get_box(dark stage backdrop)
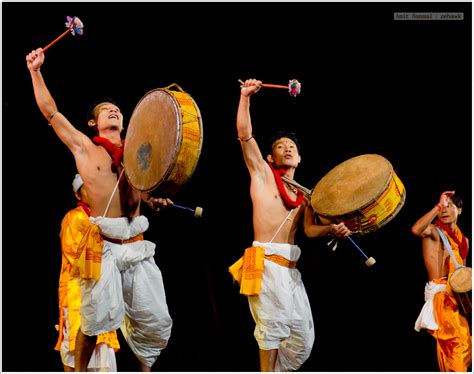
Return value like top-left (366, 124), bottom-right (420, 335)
top-left (2, 2), bottom-right (472, 372)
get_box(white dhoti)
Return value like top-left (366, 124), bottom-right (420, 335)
top-left (248, 241), bottom-right (315, 372)
top-left (60, 308), bottom-right (117, 372)
top-left (78, 215), bottom-right (172, 368)
top-left (414, 280), bottom-right (447, 332)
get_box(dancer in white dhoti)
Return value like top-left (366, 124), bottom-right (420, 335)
top-left (79, 216), bottom-right (172, 368)
top-left (27, 46), bottom-right (173, 372)
top-left (229, 79), bottom-right (351, 371)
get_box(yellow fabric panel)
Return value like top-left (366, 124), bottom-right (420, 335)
top-left (55, 207), bottom-right (119, 352)
top-left (229, 246), bottom-right (265, 296)
top-left (60, 207), bottom-right (91, 266)
top-left (71, 223), bottom-right (103, 280)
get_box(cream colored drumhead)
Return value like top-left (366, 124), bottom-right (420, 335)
top-left (450, 267), bottom-right (472, 293)
top-left (311, 154), bottom-right (393, 217)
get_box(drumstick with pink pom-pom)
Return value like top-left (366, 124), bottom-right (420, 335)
top-left (43, 16), bottom-right (84, 52)
top-left (238, 79), bottom-right (302, 97)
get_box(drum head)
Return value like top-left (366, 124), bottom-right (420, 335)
top-left (311, 154), bottom-right (393, 217)
top-left (124, 89), bottom-right (181, 192)
top-left (450, 267), bottom-right (472, 293)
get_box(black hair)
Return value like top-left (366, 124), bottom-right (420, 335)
top-left (86, 97), bottom-right (120, 122)
top-left (265, 130), bottom-right (301, 156)
top-left (450, 192), bottom-right (463, 209)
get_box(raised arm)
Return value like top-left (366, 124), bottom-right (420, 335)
top-left (26, 48), bottom-right (90, 156)
top-left (237, 79), bottom-right (268, 179)
top-left (411, 191), bottom-right (455, 238)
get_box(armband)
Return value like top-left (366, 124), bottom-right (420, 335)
top-left (237, 135), bottom-right (254, 142)
top-left (48, 110), bottom-right (59, 125)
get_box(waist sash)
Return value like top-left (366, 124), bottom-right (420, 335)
top-left (229, 246), bottom-right (297, 296)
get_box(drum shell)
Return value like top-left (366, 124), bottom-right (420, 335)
top-left (124, 86), bottom-right (203, 196)
top-left (311, 154), bottom-right (406, 234)
top-left (449, 267), bottom-right (472, 318)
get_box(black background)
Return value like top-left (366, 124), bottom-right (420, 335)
top-left (2, 1), bottom-right (472, 372)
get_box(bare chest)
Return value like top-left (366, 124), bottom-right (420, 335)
top-left (251, 184), bottom-right (302, 240)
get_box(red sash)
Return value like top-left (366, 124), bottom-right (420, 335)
top-left (268, 163), bottom-right (304, 208)
top-left (435, 220), bottom-right (469, 259)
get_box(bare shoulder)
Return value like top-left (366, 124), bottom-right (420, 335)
top-left (422, 223), bottom-right (440, 240)
top-left (250, 161), bottom-right (273, 189)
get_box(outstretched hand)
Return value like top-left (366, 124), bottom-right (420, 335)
top-left (241, 78), bottom-right (262, 97)
top-left (438, 190), bottom-right (455, 209)
top-left (26, 48), bottom-right (44, 72)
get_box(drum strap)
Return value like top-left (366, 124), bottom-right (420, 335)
top-left (93, 136), bottom-right (139, 220)
top-left (269, 209), bottom-right (295, 243)
top-left (435, 221), bottom-right (469, 259)
top-left (436, 227), bottom-right (462, 270)
top-left (103, 167), bottom-right (124, 217)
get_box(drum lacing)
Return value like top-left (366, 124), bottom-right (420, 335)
top-left (180, 108), bottom-right (199, 123)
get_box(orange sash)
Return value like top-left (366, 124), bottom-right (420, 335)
top-left (429, 230), bottom-right (472, 371)
top-left (72, 224), bottom-right (103, 280)
top-left (229, 246), bottom-right (265, 296)
top-left (430, 291), bottom-right (472, 371)
top-left (229, 246), bottom-right (297, 296)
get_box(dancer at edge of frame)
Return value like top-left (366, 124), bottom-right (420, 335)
top-left (412, 190), bottom-right (471, 372)
top-left (27, 47), bottom-right (173, 372)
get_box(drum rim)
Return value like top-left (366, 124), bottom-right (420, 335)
top-left (159, 87), bottom-right (204, 192)
top-left (176, 88), bottom-right (204, 181)
top-left (155, 88), bottom-right (184, 191)
top-left (124, 88), bottom-right (182, 192)
top-left (312, 154), bottom-right (395, 216)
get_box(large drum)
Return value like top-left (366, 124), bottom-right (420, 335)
top-left (311, 154), bottom-right (406, 234)
top-left (124, 84), bottom-right (203, 196)
top-left (450, 266), bottom-right (472, 319)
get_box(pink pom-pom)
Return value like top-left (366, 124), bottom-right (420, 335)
top-left (288, 79), bottom-right (301, 97)
top-left (65, 16), bottom-right (84, 36)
